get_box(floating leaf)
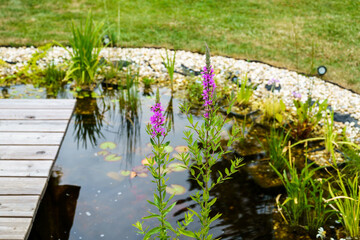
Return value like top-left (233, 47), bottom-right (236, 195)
top-left (133, 165), bottom-right (148, 173)
top-left (130, 171), bottom-right (137, 179)
top-left (166, 184), bottom-right (186, 195)
top-left (175, 146), bottom-right (189, 153)
top-left (100, 141), bottom-right (117, 150)
top-left (141, 158), bottom-right (155, 166)
top-left (120, 170), bottom-right (131, 176)
top-left (137, 172), bottom-right (148, 178)
top-left (97, 150), bottom-right (109, 156)
top-left (105, 154), bottom-right (122, 162)
top-left (168, 163), bottom-right (187, 172)
top-left (106, 172), bottom-right (125, 181)
top-left (172, 153), bottom-right (182, 160)
top-left (164, 146), bottom-right (174, 153)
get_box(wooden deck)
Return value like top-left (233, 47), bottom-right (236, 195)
top-left (0, 99), bottom-right (76, 240)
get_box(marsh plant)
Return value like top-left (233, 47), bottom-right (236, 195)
top-left (235, 74), bottom-right (253, 107)
top-left (135, 45), bottom-right (243, 240)
top-left (265, 128), bottom-right (290, 172)
top-left (289, 94), bottom-right (328, 140)
top-left (272, 150), bottom-right (333, 235)
top-left (262, 97), bottom-right (286, 123)
top-left (60, 12), bottom-right (104, 89)
top-left (324, 111), bottom-right (338, 161)
top-left (162, 49), bottom-right (176, 93)
top-left (133, 89), bottom-right (184, 239)
top-left (328, 171), bottom-right (360, 238)
top-left (178, 45), bottom-right (243, 239)
top-left (40, 62), bottom-right (66, 96)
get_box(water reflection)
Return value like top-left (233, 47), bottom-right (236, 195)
top-left (73, 97), bottom-right (104, 149)
top-left (28, 168), bottom-right (80, 240)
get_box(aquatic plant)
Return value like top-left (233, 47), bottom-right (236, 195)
top-left (60, 12), bottom-right (104, 89)
top-left (162, 49), bottom-right (176, 93)
top-left (134, 89), bottom-right (190, 239)
top-left (265, 128), bottom-right (290, 172)
top-left (289, 96), bottom-right (328, 140)
top-left (272, 149), bottom-right (333, 235)
top-left (39, 62), bottom-right (66, 96)
top-left (324, 111), bottom-right (338, 162)
top-left (235, 74), bottom-right (253, 106)
top-left (178, 44), bottom-right (243, 239)
top-left (262, 97), bottom-right (286, 123)
top-left (327, 171), bottom-right (360, 238)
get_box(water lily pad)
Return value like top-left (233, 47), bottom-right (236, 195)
top-left (175, 146), bottom-right (189, 153)
top-left (120, 170), bottom-right (131, 176)
top-left (166, 184), bottom-right (186, 195)
top-left (133, 165), bottom-right (148, 173)
top-left (137, 172), bottom-right (148, 178)
top-left (100, 141), bottom-right (117, 150)
top-left (107, 172), bottom-right (125, 181)
top-left (97, 150), bottom-right (109, 156)
top-left (164, 146), bottom-right (174, 153)
top-left (105, 154), bottom-right (122, 162)
top-left (172, 153), bottom-right (182, 160)
top-left (168, 163), bottom-right (187, 172)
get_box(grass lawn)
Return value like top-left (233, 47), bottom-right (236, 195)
top-left (0, 0), bottom-right (359, 92)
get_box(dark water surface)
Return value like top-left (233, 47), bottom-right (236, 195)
top-left (13, 85), bottom-right (278, 240)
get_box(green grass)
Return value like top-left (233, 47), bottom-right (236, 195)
top-left (0, 0), bottom-right (359, 91)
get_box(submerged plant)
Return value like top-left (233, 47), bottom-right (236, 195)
top-left (60, 12), bottom-right (104, 89)
top-left (178, 44), bottom-right (243, 239)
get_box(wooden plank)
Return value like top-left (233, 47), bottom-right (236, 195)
top-left (0, 146), bottom-right (58, 160)
top-left (0, 161), bottom-right (52, 177)
top-left (0, 196), bottom-right (38, 217)
top-left (0, 120), bottom-right (69, 132)
top-left (0, 177), bottom-right (47, 195)
top-left (0, 133), bottom-right (63, 145)
top-left (0, 218), bottom-right (32, 240)
top-left (0, 99), bottom-right (76, 109)
top-left (0, 109), bottom-right (73, 120)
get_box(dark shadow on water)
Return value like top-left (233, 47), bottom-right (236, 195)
top-left (28, 169), bottom-right (81, 240)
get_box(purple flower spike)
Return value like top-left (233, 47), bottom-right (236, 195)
top-left (292, 91), bottom-right (301, 100)
top-left (201, 65), bottom-right (216, 118)
top-left (268, 79), bottom-right (280, 85)
top-left (150, 103), bottom-right (165, 138)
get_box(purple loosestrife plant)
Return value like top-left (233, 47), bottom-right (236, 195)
top-left (134, 88), bottom-right (186, 239)
top-left (178, 44), bottom-right (243, 240)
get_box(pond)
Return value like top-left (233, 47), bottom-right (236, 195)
top-left (6, 84), bottom-right (280, 240)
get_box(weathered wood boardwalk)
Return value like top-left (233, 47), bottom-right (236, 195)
top-left (0, 99), bottom-right (76, 240)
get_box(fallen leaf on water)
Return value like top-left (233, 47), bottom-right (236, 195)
top-left (141, 158), bottom-right (155, 166)
top-left (164, 146), bottom-right (174, 153)
top-left (105, 154), bottom-right (122, 162)
top-left (130, 171), bottom-right (137, 179)
top-left (100, 141), bottom-right (117, 150)
top-left (166, 184), bottom-right (186, 195)
top-left (137, 172), bottom-right (148, 178)
top-left (132, 165), bottom-right (148, 173)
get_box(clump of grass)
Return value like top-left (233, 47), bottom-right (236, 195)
top-left (60, 12), bottom-right (104, 89)
top-left (327, 171), bottom-right (360, 238)
top-left (186, 78), bottom-right (203, 106)
top-left (40, 62), bottom-right (66, 96)
top-left (272, 149), bottom-right (334, 236)
top-left (162, 49), bottom-right (176, 93)
top-left (235, 74), bottom-right (253, 107)
top-left (265, 128), bottom-right (289, 172)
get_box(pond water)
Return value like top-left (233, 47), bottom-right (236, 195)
top-left (4, 84), bottom-right (279, 240)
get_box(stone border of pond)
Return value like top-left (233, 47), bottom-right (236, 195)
top-left (1, 47), bottom-right (360, 143)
